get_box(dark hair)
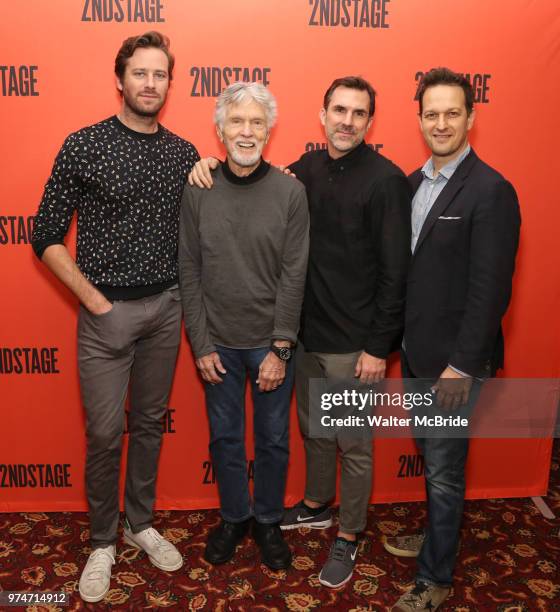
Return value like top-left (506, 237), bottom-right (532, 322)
top-left (323, 76), bottom-right (376, 117)
top-left (417, 67), bottom-right (474, 115)
top-left (115, 31), bottom-right (174, 81)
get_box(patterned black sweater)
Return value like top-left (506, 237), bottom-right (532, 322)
top-left (32, 116), bottom-right (199, 299)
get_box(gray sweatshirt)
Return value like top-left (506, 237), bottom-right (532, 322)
top-left (178, 162), bottom-right (309, 358)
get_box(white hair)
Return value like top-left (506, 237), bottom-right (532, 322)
top-left (214, 82), bottom-right (277, 129)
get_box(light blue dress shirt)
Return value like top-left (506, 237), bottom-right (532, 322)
top-left (411, 144), bottom-right (471, 253)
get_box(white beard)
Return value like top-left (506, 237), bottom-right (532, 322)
top-left (229, 148), bottom-right (262, 167)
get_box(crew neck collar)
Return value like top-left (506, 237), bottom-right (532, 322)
top-left (221, 158), bottom-right (271, 185)
top-left (112, 115), bottom-right (162, 140)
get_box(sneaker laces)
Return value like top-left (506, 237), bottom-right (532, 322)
top-left (142, 527), bottom-right (173, 551)
top-left (331, 539), bottom-right (353, 562)
top-left (85, 547), bottom-right (115, 580)
top-left (402, 581), bottom-right (431, 607)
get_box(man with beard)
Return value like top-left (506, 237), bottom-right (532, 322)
top-left (178, 82), bottom-right (309, 570)
top-left (32, 32), bottom-right (199, 602)
top-left (188, 76), bottom-right (411, 587)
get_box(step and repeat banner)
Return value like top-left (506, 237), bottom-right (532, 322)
top-left (1, 0), bottom-right (559, 511)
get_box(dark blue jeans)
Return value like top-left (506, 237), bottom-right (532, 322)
top-left (204, 345), bottom-right (294, 524)
top-left (402, 351), bottom-right (481, 587)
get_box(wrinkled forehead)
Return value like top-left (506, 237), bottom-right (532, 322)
top-left (225, 97), bottom-right (267, 118)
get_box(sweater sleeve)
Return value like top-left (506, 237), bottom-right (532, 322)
top-left (178, 186), bottom-right (217, 359)
top-left (272, 184), bottom-right (310, 343)
top-left (31, 134), bottom-right (84, 259)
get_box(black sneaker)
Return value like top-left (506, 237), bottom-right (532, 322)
top-left (252, 521), bottom-right (292, 570)
top-left (204, 519), bottom-right (249, 565)
top-left (280, 500), bottom-right (332, 530)
top-left (318, 537), bottom-right (358, 588)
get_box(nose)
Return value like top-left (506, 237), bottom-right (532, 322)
top-left (342, 110), bottom-right (354, 125)
top-left (240, 121), bottom-right (253, 137)
top-left (145, 73), bottom-right (156, 89)
top-left (435, 113), bottom-right (448, 130)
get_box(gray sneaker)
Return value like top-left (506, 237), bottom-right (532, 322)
top-left (318, 538), bottom-right (358, 588)
top-left (383, 533), bottom-right (424, 557)
top-left (392, 582), bottom-right (451, 611)
top-left (280, 500), bottom-right (332, 530)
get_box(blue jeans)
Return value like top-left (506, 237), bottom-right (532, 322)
top-left (402, 351), bottom-right (481, 587)
top-left (204, 345), bottom-right (294, 524)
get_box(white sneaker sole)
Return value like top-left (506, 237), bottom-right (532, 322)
top-left (123, 532), bottom-right (184, 571)
top-left (79, 582), bottom-right (110, 603)
top-left (318, 569), bottom-right (353, 588)
top-left (382, 536), bottom-right (421, 558)
top-left (280, 518), bottom-right (333, 531)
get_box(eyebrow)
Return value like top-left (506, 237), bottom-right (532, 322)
top-left (333, 105), bottom-right (368, 113)
top-left (424, 107), bottom-right (463, 113)
top-left (131, 67), bottom-right (168, 73)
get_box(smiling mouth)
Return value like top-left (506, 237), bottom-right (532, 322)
top-left (236, 142), bottom-right (256, 149)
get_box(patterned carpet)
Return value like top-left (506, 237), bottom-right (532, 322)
top-left (1, 443), bottom-right (559, 611)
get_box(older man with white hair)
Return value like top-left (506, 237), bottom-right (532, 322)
top-left (178, 82), bottom-right (309, 569)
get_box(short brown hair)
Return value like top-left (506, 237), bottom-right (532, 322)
top-left (115, 31), bottom-right (174, 81)
top-left (323, 76), bottom-right (376, 117)
top-left (418, 67), bottom-right (474, 115)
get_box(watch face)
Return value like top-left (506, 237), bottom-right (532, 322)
top-left (279, 347), bottom-right (291, 360)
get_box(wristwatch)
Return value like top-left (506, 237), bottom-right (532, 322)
top-left (270, 344), bottom-right (293, 361)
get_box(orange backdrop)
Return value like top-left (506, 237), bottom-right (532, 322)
top-left (1, 0), bottom-right (559, 511)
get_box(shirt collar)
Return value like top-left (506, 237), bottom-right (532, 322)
top-left (421, 143), bottom-right (471, 181)
top-left (327, 140), bottom-right (369, 168)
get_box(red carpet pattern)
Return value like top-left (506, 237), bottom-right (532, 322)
top-left (1, 443), bottom-right (559, 611)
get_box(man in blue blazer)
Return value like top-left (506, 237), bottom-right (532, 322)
top-left (388, 68), bottom-right (521, 611)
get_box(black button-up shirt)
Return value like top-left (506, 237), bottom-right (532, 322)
top-left (289, 142), bottom-right (412, 357)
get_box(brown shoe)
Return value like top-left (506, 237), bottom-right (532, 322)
top-left (392, 582), bottom-right (450, 611)
top-left (383, 533), bottom-right (424, 557)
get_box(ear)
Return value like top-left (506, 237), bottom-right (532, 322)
top-left (417, 112), bottom-right (423, 130)
top-left (467, 108), bottom-right (476, 131)
top-left (215, 125), bottom-right (224, 143)
top-left (116, 76), bottom-right (123, 94)
top-left (366, 117), bottom-right (373, 132)
top-left (319, 107), bottom-right (326, 126)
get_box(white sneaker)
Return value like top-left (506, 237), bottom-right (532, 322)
top-left (123, 526), bottom-right (183, 571)
top-left (78, 544), bottom-right (115, 603)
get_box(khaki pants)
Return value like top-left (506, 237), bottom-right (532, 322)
top-left (77, 287), bottom-right (182, 548)
top-left (295, 343), bottom-right (372, 533)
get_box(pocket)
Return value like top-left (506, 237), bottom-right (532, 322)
top-left (88, 302), bottom-right (117, 318)
top-left (431, 218), bottom-right (464, 250)
top-left (78, 301), bottom-right (127, 354)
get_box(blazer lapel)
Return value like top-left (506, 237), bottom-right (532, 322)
top-left (413, 150), bottom-right (478, 254)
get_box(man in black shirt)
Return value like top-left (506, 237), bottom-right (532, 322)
top-left (282, 77), bottom-right (411, 588)
top-left (189, 76), bottom-right (411, 588)
top-left (32, 32), bottom-right (199, 603)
